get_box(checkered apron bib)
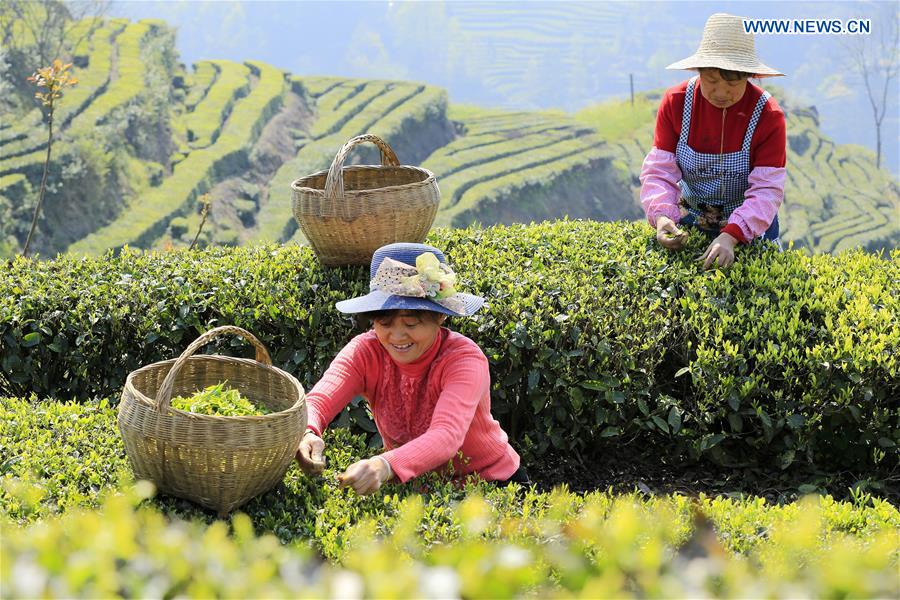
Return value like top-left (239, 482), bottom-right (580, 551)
top-left (676, 76), bottom-right (779, 241)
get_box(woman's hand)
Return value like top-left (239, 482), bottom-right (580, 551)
top-left (338, 456), bottom-right (392, 496)
top-left (699, 232), bottom-right (738, 270)
top-left (295, 431), bottom-right (326, 474)
top-left (656, 216), bottom-right (689, 250)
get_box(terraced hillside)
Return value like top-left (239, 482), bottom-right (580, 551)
top-left (1, 15), bottom-right (896, 257)
top-left (422, 105), bottom-right (637, 228)
top-left (578, 90), bottom-right (900, 253)
top-left (1, 17), bottom-right (460, 255)
top-left (71, 58), bottom-right (287, 253)
top-left (256, 75), bottom-right (455, 246)
top-left (0, 18), bottom-right (127, 176)
top-left (399, 1), bottom-right (684, 111)
top-left (0, 18), bottom-right (179, 254)
top-left (778, 104), bottom-right (898, 253)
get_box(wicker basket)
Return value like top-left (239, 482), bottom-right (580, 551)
top-left (117, 326), bottom-right (306, 516)
top-left (291, 133), bottom-right (440, 266)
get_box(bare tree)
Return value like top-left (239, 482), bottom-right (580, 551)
top-left (845, 6), bottom-right (899, 170)
top-left (0, 1), bottom-right (109, 70)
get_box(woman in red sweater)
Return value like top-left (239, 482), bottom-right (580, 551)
top-left (640, 13), bottom-right (787, 269)
top-left (295, 242), bottom-right (526, 495)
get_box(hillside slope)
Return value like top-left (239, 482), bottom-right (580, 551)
top-left (423, 105), bottom-right (638, 228)
top-left (1, 16), bottom-right (896, 257)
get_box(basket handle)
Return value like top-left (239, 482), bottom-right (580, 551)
top-left (324, 134), bottom-right (401, 220)
top-left (155, 325), bottom-right (273, 412)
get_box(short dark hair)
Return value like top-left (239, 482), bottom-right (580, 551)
top-left (699, 67), bottom-right (754, 81)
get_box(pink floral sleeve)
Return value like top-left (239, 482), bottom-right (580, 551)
top-left (728, 166), bottom-right (786, 241)
top-left (639, 147), bottom-right (683, 226)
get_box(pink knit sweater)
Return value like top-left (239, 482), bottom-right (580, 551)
top-left (305, 328), bottom-right (520, 483)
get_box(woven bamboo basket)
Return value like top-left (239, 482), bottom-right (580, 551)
top-left (117, 326), bottom-right (306, 516)
top-left (291, 133), bottom-right (440, 266)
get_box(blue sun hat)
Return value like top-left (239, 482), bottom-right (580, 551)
top-left (335, 242), bottom-right (485, 317)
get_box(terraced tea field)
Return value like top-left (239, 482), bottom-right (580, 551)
top-left (1, 16), bottom-right (895, 257)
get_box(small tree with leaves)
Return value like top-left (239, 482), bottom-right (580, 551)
top-left (189, 193), bottom-right (212, 250)
top-left (22, 59), bottom-right (77, 257)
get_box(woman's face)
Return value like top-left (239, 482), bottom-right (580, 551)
top-left (698, 69), bottom-right (749, 109)
top-left (372, 310), bottom-right (445, 364)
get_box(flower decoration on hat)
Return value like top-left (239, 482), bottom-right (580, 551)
top-left (403, 252), bottom-right (457, 299)
top-left (370, 252), bottom-right (465, 314)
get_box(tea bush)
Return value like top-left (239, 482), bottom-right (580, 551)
top-left (0, 397), bottom-right (130, 521)
top-left (2, 475), bottom-right (897, 598)
top-left (2, 397), bottom-right (896, 549)
top-left (2, 395), bottom-right (897, 598)
top-left (1, 221), bottom-right (897, 475)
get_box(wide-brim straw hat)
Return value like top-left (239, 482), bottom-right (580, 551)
top-left (666, 13), bottom-right (783, 77)
top-left (335, 242), bottom-right (485, 317)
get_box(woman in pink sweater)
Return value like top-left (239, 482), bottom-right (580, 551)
top-left (295, 242), bottom-right (526, 495)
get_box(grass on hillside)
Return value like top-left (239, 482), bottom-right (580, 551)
top-left (575, 92), bottom-right (660, 141)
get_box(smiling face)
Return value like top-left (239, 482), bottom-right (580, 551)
top-left (698, 68), bottom-right (750, 109)
top-left (371, 310), bottom-right (446, 364)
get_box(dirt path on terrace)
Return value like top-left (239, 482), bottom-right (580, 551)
top-left (205, 88), bottom-right (314, 238)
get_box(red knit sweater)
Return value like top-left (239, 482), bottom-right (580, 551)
top-left (305, 328), bottom-right (520, 483)
top-left (654, 79), bottom-right (786, 168)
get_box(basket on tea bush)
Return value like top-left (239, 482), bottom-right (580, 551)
top-left (291, 133), bottom-right (440, 266)
top-left (117, 326), bottom-right (306, 516)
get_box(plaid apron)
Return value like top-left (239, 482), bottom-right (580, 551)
top-left (676, 76), bottom-right (779, 241)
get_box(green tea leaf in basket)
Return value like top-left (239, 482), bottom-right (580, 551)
top-left (170, 381), bottom-right (270, 416)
